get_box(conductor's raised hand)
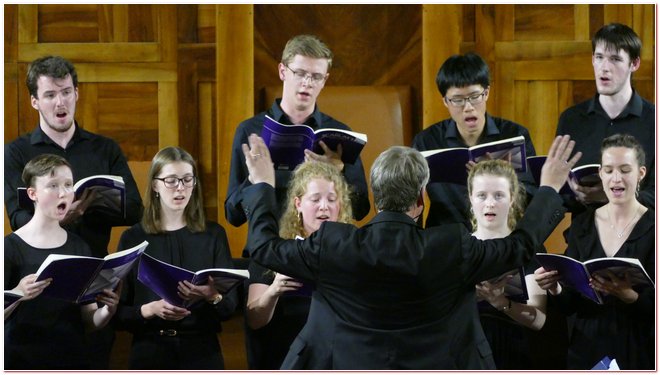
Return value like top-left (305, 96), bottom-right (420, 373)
top-left (242, 134), bottom-right (275, 187)
top-left (539, 135), bottom-right (582, 192)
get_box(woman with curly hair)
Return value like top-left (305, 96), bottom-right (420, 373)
top-left (245, 161), bottom-right (353, 369)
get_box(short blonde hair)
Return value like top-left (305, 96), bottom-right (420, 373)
top-left (281, 34), bottom-right (333, 69)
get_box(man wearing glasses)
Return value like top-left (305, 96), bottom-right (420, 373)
top-left (225, 34), bottom-right (370, 229)
top-left (412, 52), bottom-right (537, 229)
top-left (225, 34), bottom-right (370, 370)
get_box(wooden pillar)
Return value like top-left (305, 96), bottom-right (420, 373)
top-left (215, 4), bottom-right (253, 257)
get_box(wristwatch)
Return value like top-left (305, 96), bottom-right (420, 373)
top-left (209, 294), bottom-right (222, 305)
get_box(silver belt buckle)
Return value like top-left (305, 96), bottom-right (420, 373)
top-left (159, 329), bottom-right (177, 336)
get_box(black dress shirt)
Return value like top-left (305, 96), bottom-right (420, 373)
top-left (224, 99), bottom-right (370, 228)
top-left (412, 115), bottom-right (537, 229)
top-left (556, 91), bottom-right (655, 212)
top-left (4, 123), bottom-right (143, 257)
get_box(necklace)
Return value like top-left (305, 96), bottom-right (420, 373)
top-left (607, 205), bottom-right (642, 239)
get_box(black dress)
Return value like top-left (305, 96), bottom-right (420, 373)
top-left (4, 232), bottom-right (93, 369)
top-left (478, 245), bottom-right (545, 369)
top-left (551, 208), bottom-right (655, 370)
top-left (113, 222), bottom-right (238, 370)
top-left (245, 260), bottom-right (311, 369)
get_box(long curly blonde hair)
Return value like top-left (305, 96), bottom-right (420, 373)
top-left (279, 161), bottom-right (353, 239)
top-left (466, 159), bottom-right (526, 232)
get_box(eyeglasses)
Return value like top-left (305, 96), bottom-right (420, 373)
top-left (154, 175), bottom-right (196, 189)
top-left (285, 65), bottom-right (327, 85)
top-left (445, 89), bottom-right (488, 107)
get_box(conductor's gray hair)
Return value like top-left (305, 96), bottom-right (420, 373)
top-left (370, 146), bottom-right (429, 213)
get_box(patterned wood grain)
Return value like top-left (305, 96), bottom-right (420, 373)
top-left (216, 4), bottom-right (253, 256)
top-left (5, 5), bottom-right (18, 61)
top-left (5, 3), bottom-right (656, 258)
top-left (514, 4), bottom-right (575, 41)
top-left (4, 63), bottom-right (19, 143)
top-left (254, 4), bottom-right (423, 129)
top-left (38, 4), bottom-right (99, 43)
top-left (3, 4), bottom-right (657, 368)
top-left (197, 4), bottom-right (216, 43)
top-left (422, 4), bottom-right (458, 130)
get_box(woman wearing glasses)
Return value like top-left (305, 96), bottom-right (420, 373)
top-left (412, 52), bottom-right (538, 230)
top-left (112, 146), bottom-right (237, 369)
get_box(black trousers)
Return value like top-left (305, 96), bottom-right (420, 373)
top-left (86, 325), bottom-right (115, 369)
top-left (128, 332), bottom-right (224, 370)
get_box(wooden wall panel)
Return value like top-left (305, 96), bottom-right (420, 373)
top-left (5, 5), bottom-right (18, 61)
top-left (4, 64), bottom-right (19, 143)
top-left (18, 4), bottom-right (38, 43)
top-left (254, 4), bottom-right (423, 132)
top-left (422, 4), bottom-right (459, 131)
top-left (7, 3), bottom-right (655, 258)
top-left (197, 4), bottom-right (216, 43)
top-left (4, 3), bottom-right (656, 369)
top-left (38, 4), bottom-right (99, 43)
top-left (97, 83), bottom-right (158, 129)
top-left (128, 5), bottom-right (157, 42)
top-left (514, 5), bottom-right (575, 41)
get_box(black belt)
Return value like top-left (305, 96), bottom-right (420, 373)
top-left (143, 329), bottom-right (198, 337)
top-left (158, 329), bottom-right (179, 337)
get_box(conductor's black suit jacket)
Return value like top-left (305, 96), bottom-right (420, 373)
top-left (243, 184), bottom-right (565, 370)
